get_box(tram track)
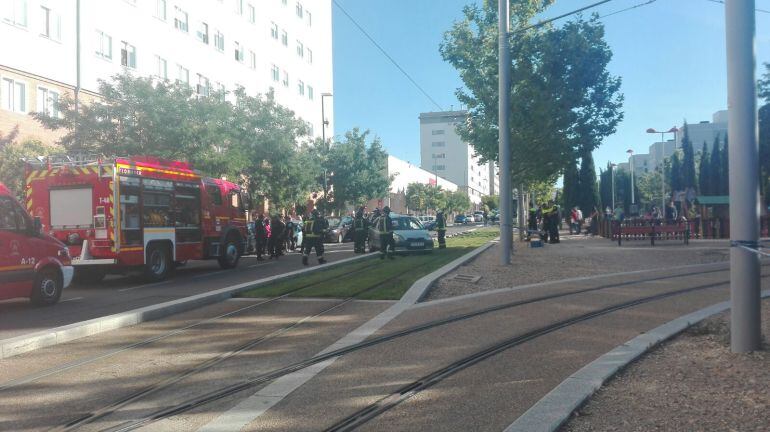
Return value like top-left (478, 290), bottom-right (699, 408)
top-left (88, 265), bottom-right (768, 432)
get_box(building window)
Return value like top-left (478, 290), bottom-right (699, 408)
top-left (282, 70), bottom-right (289, 87)
top-left (155, 55), bottom-right (168, 79)
top-left (431, 141), bottom-right (445, 147)
top-left (36, 86), bottom-right (59, 117)
top-left (249, 50), bottom-right (257, 69)
top-left (295, 2), bottom-right (303, 18)
top-left (174, 6), bottom-right (188, 32)
top-left (196, 74), bottom-right (210, 96)
top-left (296, 41), bottom-right (304, 58)
top-left (247, 3), bottom-right (255, 23)
top-left (297, 80), bottom-right (304, 96)
top-left (177, 64), bottom-right (189, 84)
top-left (39, 6), bottom-right (61, 41)
top-left (307, 48), bottom-right (313, 64)
top-left (197, 22), bottom-right (209, 44)
top-left (234, 0), bottom-right (243, 15)
top-left (281, 30), bottom-right (288, 46)
top-left (3, 0), bottom-right (28, 28)
top-left (1, 78), bottom-right (26, 113)
top-left (95, 30), bottom-right (112, 60)
top-left (214, 30), bottom-right (224, 52)
top-left (306, 11), bottom-right (312, 27)
top-left (215, 82), bottom-right (226, 101)
top-left (234, 41), bottom-right (244, 62)
top-left (270, 22), bottom-right (278, 39)
top-left (155, 0), bottom-right (166, 20)
top-left (271, 64), bottom-right (279, 82)
top-left (433, 153), bottom-right (446, 159)
top-left (121, 41), bottom-right (136, 68)
top-left (282, 0), bottom-right (287, 5)
top-left (307, 85), bottom-right (314, 100)
top-left (431, 129), bottom-right (445, 135)
top-left (432, 165), bottom-right (445, 171)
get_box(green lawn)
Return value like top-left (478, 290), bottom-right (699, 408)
top-left (239, 228), bottom-right (498, 301)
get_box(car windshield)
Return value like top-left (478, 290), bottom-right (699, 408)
top-left (394, 217), bottom-right (423, 230)
top-left (327, 217), bottom-right (341, 227)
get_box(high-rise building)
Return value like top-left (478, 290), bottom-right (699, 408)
top-left (676, 110), bottom-right (728, 151)
top-left (418, 110), bottom-right (493, 207)
top-left (0, 0), bottom-right (333, 143)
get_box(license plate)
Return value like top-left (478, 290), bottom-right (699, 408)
top-left (410, 242), bottom-right (425, 248)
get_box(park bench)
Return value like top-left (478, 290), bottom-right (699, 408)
top-left (616, 221), bottom-right (689, 246)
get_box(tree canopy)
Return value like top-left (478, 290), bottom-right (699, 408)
top-left (440, 2), bottom-right (623, 186)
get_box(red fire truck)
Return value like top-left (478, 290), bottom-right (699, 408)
top-left (25, 156), bottom-right (250, 282)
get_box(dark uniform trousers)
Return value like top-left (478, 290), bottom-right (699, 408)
top-left (303, 220), bottom-right (324, 259)
top-left (353, 219), bottom-right (367, 253)
top-left (377, 217), bottom-right (394, 258)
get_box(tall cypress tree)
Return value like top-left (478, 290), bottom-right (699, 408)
top-left (670, 152), bottom-right (683, 192)
top-left (680, 123), bottom-right (697, 190)
top-left (709, 135), bottom-right (722, 196)
top-left (578, 150), bottom-right (599, 212)
top-left (698, 141), bottom-right (710, 195)
top-left (720, 134), bottom-right (729, 195)
top-left (561, 159), bottom-right (580, 210)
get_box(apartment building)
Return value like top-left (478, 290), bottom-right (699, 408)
top-left (418, 110), bottom-right (493, 207)
top-left (0, 0), bottom-right (333, 143)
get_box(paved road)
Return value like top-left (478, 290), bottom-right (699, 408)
top-left (1, 243), bottom-right (764, 431)
top-left (0, 242), bottom-right (356, 340)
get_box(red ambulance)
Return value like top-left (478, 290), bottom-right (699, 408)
top-left (25, 156), bottom-right (250, 282)
top-left (0, 182), bottom-right (72, 305)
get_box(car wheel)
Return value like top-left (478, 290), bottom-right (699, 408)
top-left (145, 244), bottom-right (171, 282)
top-left (218, 236), bottom-right (241, 269)
top-left (338, 233), bottom-right (343, 243)
top-left (31, 268), bottom-right (63, 306)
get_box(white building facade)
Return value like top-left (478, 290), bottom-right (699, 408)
top-left (418, 110), bottom-right (493, 207)
top-left (1, 0), bottom-right (333, 142)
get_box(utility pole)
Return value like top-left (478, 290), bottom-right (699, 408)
top-left (725, 0), bottom-right (761, 352)
top-left (498, 0), bottom-right (512, 264)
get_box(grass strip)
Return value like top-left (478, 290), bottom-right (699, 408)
top-left (239, 228), bottom-right (498, 301)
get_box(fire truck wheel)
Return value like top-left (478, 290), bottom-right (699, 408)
top-left (218, 236), bottom-right (241, 269)
top-left (31, 268), bottom-right (63, 306)
top-left (73, 268), bottom-right (106, 285)
top-left (145, 244), bottom-right (171, 281)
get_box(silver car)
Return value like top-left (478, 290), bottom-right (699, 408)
top-left (367, 214), bottom-right (435, 253)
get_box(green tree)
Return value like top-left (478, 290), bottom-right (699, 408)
top-left (405, 183), bottom-right (428, 213)
top-left (0, 128), bottom-right (62, 198)
top-left (670, 152), bottom-right (683, 192)
top-left (759, 63), bottom-right (770, 207)
top-left (698, 141), bottom-right (710, 195)
top-left (322, 128), bottom-right (391, 211)
top-left (561, 159), bottom-right (580, 210)
top-left (720, 134), bottom-right (729, 195)
top-left (577, 149), bottom-right (599, 212)
top-left (680, 123), bottom-right (697, 190)
top-left (709, 136), bottom-right (722, 196)
top-left (636, 171), bottom-right (663, 210)
top-left (445, 190), bottom-right (472, 216)
top-left (440, 4), bottom-right (623, 186)
top-left (426, 185), bottom-right (448, 212)
top-left (480, 194), bottom-right (499, 212)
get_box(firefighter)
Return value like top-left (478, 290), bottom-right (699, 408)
top-left (302, 209), bottom-right (328, 265)
top-left (284, 215), bottom-right (296, 252)
top-left (268, 215), bottom-right (285, 258)
top-left (377, 206), bottom-right (396, 260)
top-left (545, 201), bottom-right (560, 244)
top-left (254, 214), bottom-right (267, 260)
top-left (352, 206), bottom-right (368, 253)
top-left (435, 209), bottom-right (447, 249)
top-left (371, 207), bottom-right (382, 224)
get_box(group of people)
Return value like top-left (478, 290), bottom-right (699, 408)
top-left (250, 205), bottom-right (450, 266)
top-left (528, 201), bottom-right (561, 244)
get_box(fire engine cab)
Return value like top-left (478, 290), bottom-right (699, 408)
top-left (25, 156), bottom-right (250, 282)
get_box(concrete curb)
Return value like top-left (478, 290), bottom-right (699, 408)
top-left (198, 237), bottom-right (496, 431)
top-left (503, 289), bottom-right (770, 432)
top-left (0, 253), bottom-right (375, 360)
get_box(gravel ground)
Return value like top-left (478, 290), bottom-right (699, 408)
top-left (425, 233), bottom-right (731, 301)
top-left (562, 299), bottom-right (770, 432)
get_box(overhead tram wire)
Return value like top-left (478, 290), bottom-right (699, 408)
top-left (333, 0), bottom-right (444, 111)
top-left (704, 0), bottom-right (770, 14)
top-left (599, 0), bottom-right (658, 19)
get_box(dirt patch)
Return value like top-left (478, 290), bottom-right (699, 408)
top-left (425, 235), bottom-right (731, 301)
top-left (562, 299), bottom-right (770, 432)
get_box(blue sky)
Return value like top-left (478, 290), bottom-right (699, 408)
top-left (331, 0), bottom-right (770, 172)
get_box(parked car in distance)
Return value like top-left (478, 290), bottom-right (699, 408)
top-left (325, 216), bottom-right (353, 243)
top-left (368, 214), bottom-right (434, 253)
top-left (417, 215), bottom-right (435, 224)
top-left (473, 212), bottom-right (484, 222)
top-left (454, 214), bottom-right (468, 224)
top-left (0, 182), bottom-right (73, 305)
top-left (422, 220), bottom-right (437, 231)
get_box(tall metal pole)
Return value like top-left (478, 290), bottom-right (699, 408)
top-left (611, 165), bottom-right (615, 210)
top-left (630, 154), bottom-right (635, 205)
top-left (725, 0), bottom-right (761, 352)
top-left (660, 132), bottom-right (665, 210)
top-left (498, 0), bottom-right (512, 264)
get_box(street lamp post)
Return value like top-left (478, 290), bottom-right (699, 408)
top-left (320, 93), bottom-right (332, 214)
top-left (646, 127), bottom-right (679, 209)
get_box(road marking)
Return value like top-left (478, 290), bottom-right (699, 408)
top-left (61, 297), bottom-right (83, 303)
top-left (248, 261), bottom-right (277, 268)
